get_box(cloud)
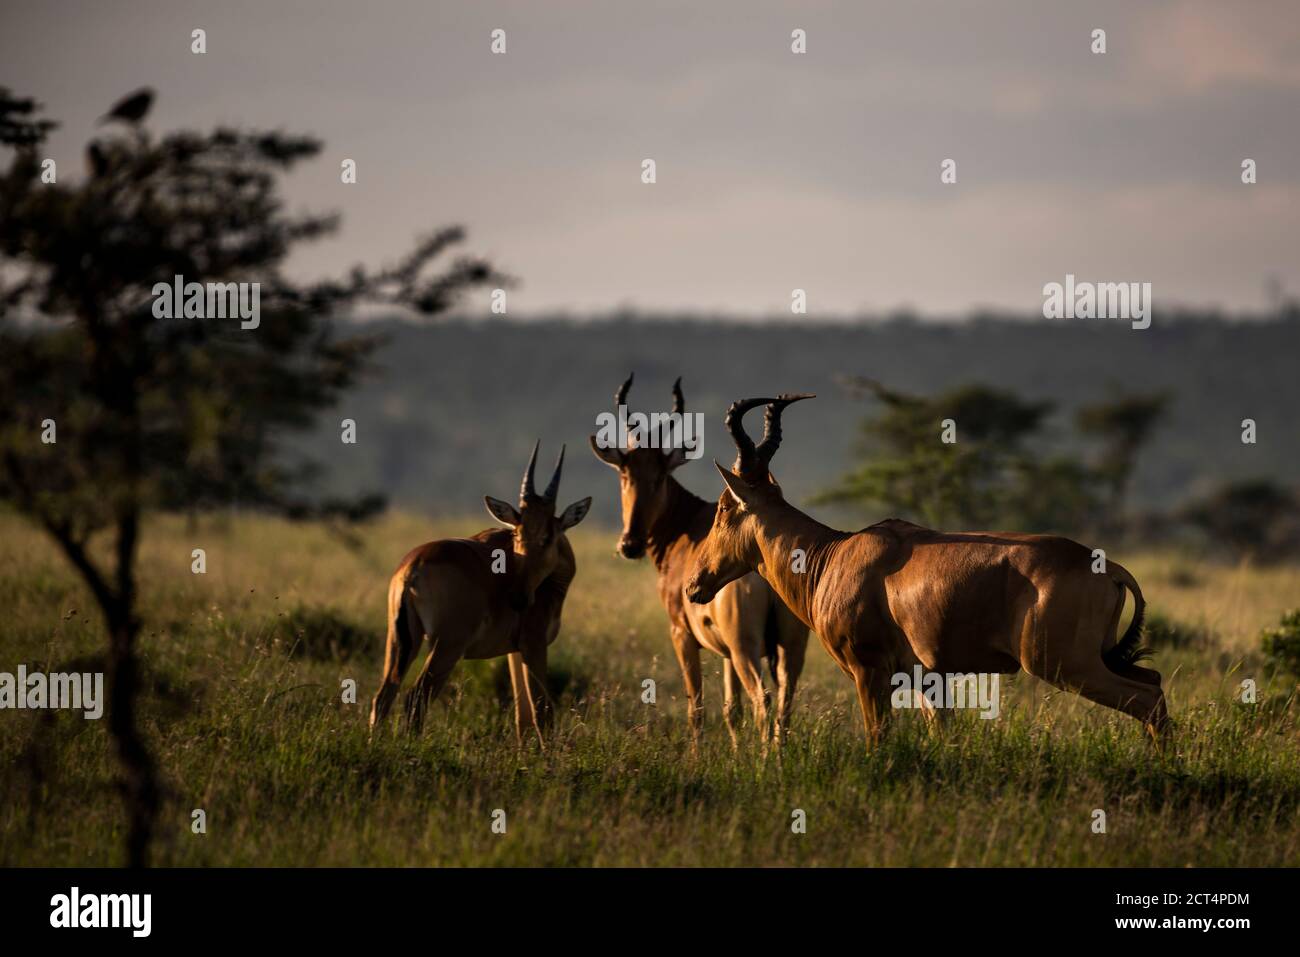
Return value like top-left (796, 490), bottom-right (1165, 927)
top-left (6, 0), bottom-right (1298, 315)
top-left (1136, 0), bottom-right (1300, 93)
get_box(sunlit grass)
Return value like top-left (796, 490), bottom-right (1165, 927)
top-left (1, 511), bottom-right (1297, 866)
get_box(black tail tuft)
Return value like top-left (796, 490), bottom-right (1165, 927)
top-left (1103, 600), bottom-right (1153, 671)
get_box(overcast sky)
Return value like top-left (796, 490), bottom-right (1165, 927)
top-left (6, 0), bottom-right (1299, 317)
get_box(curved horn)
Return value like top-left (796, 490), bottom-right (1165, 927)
top-left (520, 439), bottom-right (540, 505)
top-left (542, 444), bottom-right (565, 502)
top-left (725, 397), bottom-right (777, 478)
top-left (671, 377), bottom-right (685, 414)
top-left (755, 393), bottom-right (815, 471)
top-left (615, 372), bottom-right (633, 409)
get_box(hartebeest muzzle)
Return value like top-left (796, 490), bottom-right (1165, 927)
top-left (618, 535), bottom-right (647, 559)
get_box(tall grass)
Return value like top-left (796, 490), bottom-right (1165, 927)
top-left (1, 511), bottom-right (1297, 866)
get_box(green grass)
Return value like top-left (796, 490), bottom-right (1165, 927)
top-left (1, 511), bottom-right (1298, 866)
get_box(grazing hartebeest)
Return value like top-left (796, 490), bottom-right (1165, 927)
top-left (685, 394), bottom-right (1168, 746)
top-left (369, 443), bottom-right (591, 741)
top-left (589, 374), bottom-right (808, 745)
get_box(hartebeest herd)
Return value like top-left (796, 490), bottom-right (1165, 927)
top-left (370, 378), bottom-right (1169, 750)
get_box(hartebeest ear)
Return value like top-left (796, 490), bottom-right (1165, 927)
top-left (713, 460), bottom-right (758, 508)
top-left (588, 435), bottom-right (624, 470)
top-left (559, 497), bottom-right (592, 529)
top-left (484, 496), bottom-right (521, 527)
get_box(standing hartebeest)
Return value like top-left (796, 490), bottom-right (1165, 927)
top-left (589, 374), bottom-right (808, 746)
top-left (369, 443), bottom-right (591, 741)
top-left (685, 394), bottom-right (1169, 746)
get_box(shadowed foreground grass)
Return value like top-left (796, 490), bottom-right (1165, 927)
top-left (1, 511), bottom-right (1298, 866)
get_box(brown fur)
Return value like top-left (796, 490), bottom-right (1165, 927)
top-left (685, 401), bottom-right (1169, 748)
top-left (369, 449), bottom-right (590, 743)
top-left (590, 396), bottom-right (808, 747)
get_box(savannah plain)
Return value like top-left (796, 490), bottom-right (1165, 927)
top-left (2, 509), bottom-right (1297, 867)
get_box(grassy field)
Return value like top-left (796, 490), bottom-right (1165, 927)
top-left (1, 510), bottom-right (1298, 867)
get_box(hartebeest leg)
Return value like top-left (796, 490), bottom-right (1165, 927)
top-left (404, 637), bottom-right (462, 735)
top-left (1121, 664), bottom-right (1173, 745)
top-left (897, 649), bottom-right (950, 738)
top-left (506, 652), bottom-right (539, 746)
top-left (1026, 592), bottom-right (1171, 742)
top-left (1082, 667), bottom-right (1170, 744)
top-left (729, 648), bottom-right (770, 748)
top-left (848, 653), bottom-right (895, 748)
top-left (1146, 685), bottom-right (1172, 747)
top-left (1040, 659), bottom-right (1170, 745)
top-left (369, 594), bottom-right (421, 733)
top-left (721, 658), bottom-right (742, 749)
top-left (772, 636), bottom-right (805, 747)
top-left (916, 691), bottom-right (953, 736)
top-left (520, 639), bottom-right (553, 742)
top-left (671, 625), bottom-right (705, 738)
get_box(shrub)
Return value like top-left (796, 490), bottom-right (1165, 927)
top-left (1261, 609), bottom-right (1300, 677)
top-left (1143, 610), bottom-right (1215, 651)
top-left (264, 604), bottom-right (376, 662)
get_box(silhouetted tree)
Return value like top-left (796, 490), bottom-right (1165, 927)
top-left (815, 377), bottom-right (1085, 530)
top-left (1076, 391), bottom-right (1170, 532)
top-left (0, 87), bottom-right (503, 866)
top-left (1181, 479), bottom-right (1300, 562)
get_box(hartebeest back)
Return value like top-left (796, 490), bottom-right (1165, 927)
top-left (589, 374), bottom-right (808, 745)
top-left (685, 395), bottom-right (1168, 746)
top-left (370, 442), bottom-right (591, 741)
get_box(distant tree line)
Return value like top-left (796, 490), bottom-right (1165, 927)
top-left (817, 376), bottom-right (1300, 561)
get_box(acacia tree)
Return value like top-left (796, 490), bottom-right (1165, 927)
top-left (1182, 479), bottom-right (1300, 562)
top-left (1075, 392), bottom-right (1169, 533)
top-left (0, 88), bottom-right (502, 866)
top-left (816, 376), bottom-right (1071, 530)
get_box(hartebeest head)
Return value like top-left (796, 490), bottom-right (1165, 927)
top-left (685, 393), bottom-right (814, 604)
top-left (588, 373), bottom-right (691, 559)
top-left (485, 441), bottom-right (591, 609)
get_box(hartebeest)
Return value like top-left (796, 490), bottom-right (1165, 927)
top-left (685, 394), bottom-right (1169, 746)
top-left (589, 375), bottom-right (808, 745)
top-left (369, 443), bottom-right (591, 741)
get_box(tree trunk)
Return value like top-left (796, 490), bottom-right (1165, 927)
top-left (106, 606), bottom-right (158, 868)
top-left (106, 500), bottom-right (157, 867)
top-left (37, 518), bottom-right (160, 867)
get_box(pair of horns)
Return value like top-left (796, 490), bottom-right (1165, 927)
top-left (613, 373), bottom-right (686, 451)
top-left (725, 394), bottom-right (815, 479)
top-left (520, 441), bottom-right (565, 506)
top-left (614, 372), bottom-right (685, 415)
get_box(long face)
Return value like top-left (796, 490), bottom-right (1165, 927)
top-left (485, 496), bottom-right (591, 610)
top-left (594, 445), bottom-right (683, 559)
top-left (485, 443), bottom-right (591, 611)
top-left (686, 391), bottom-right (814, 604)
top-left (510, 501), bottom-right (566, 607)
top-left (589, 373), bottom-right (692, 560)
top-left (684, 469), bottom-right (769, 604)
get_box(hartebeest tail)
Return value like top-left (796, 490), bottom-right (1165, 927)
top-left (686, 393), bottom-right (1170, 746)
top-left (1103, 561), bottom-right (1152, 672)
